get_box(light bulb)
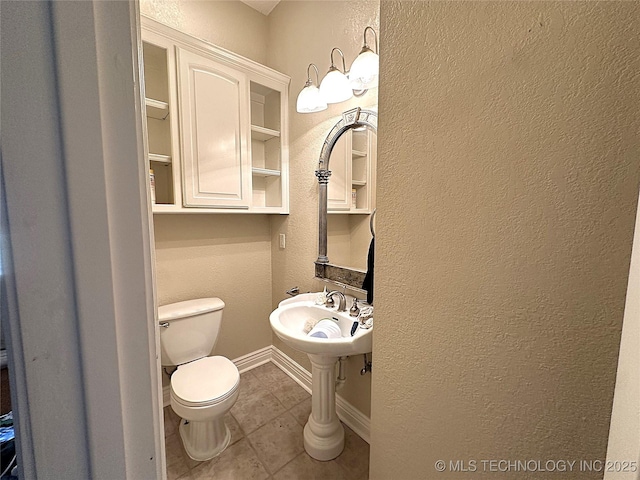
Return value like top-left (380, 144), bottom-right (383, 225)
top-left (349, 48), bottom-right (379, 89)
top-left (319, 68), bottom-right (353, 104)
top-left (296, 84), bottom-right (327, 113)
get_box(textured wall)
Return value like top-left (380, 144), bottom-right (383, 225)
top-left (140, 0), bottom-right (268, 64)
top-left (267, 0), bottom-right (379, 417)
top-left (370, 2), bottom-right (640, 479)
top-left (153, 215), bottom-right (273, 360)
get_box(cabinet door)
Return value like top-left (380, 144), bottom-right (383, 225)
top-left (177, 47), bottom-right (251, 208)
top-left (327, 131), bottom-right (352, 211)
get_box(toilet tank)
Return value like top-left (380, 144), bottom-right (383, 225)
top-left (158, 298), bottom-right (225, 367)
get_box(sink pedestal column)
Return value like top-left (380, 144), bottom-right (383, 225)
top-left (303, 354), bottom-right (344, 461)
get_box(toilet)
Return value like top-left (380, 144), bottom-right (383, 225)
top-left (158, 298), bottom-right (240, 461)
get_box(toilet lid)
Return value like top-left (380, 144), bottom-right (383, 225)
top-left (171, 356), bottom-right (239, 407)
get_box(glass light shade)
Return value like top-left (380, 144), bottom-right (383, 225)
top-left (319, 69), bottom-right (353, 104)
top-left (349, 49), bottom-right (379, 89)
top-left (348, 73), bottom-right (365, 92)
top-left (296, 84), bottom-right (327, 113)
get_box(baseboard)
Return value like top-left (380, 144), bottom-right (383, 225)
top-left (162, 346), bottom-right (371, 444)
top-left (271, 346), bottom-right (371, 444)
top-left (270, 347), bottom-right (312, 394)
top-left (232, 346), bottom-right (272, 373)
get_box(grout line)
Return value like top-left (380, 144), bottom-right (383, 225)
top-left (270, 450), bottom-right (305, 478)
top-left (244, 425), bottom-right (277, 476)
top-left (249, 361), bottom-right (294, 415)
top-left (241, 365), bottom-right (309, 477)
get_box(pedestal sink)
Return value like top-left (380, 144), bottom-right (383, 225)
top-left (269, 295), bottom-right (373, 461)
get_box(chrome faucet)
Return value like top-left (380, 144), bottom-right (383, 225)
top-left (325, 291), bottom-right (347, 312)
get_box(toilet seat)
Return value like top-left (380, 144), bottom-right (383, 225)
top-left (171, 356), bottom-right (239, 408)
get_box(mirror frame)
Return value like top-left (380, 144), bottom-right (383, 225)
top-left (315, 107), bottom-right (378, 290)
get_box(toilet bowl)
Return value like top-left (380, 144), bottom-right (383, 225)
top-left (158, 298), bottom-right (240, 461)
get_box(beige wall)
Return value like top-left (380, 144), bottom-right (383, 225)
top-left (371, 2), bottom-right (640, 479)
top-left (141, 0), bottom-right (268, 64)
top-left (267, 0), bottom-right (379, 417)
top-left (153, 215), bottom-right (273, 360)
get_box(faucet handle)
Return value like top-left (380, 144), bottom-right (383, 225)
top-left (325, 294), bottom-right (335, 308)
top-left (349, 298), bottom-right (360, 317)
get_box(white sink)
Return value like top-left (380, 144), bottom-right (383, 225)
top-left (270, 293), bottom-right (373, 461)
top-left (270, 299), bottom-right (372, 357)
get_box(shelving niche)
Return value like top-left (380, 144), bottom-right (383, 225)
top-left (250, 83), bottom-right (285, 211)
top-left (143, 40), bottom-right (174, 206)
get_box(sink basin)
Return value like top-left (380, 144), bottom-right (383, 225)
top-left (269, 293), bottom-right (373, 461)
top-left (269, 297), bottom-right (372, 357)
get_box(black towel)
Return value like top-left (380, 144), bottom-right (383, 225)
top-left (362, 237), bottom-right (374, 304)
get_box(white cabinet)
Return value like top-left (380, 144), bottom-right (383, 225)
top-left (328, 129), bottom-right (376, 214)
top-left (141, 16), bottom-right (289, 214)
top-left (177, 48), bottom-right (251, 208)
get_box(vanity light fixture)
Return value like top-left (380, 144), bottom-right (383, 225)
top-left (319, 48), bottom-right (353, 104)
top-left (296, 26), bottom-right (379, 113)
top-left (349, 26), bottom-right (379, 89)
top-left (296, 64), bottom-right (328, 113)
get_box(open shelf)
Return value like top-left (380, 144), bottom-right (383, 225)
top-left (251, 125), bottom-right (280, 141)
top-left (145, 98), bottom-right (169, 120)
top-left (352, 180), bottom-right (367, 186)
top-left (149, 153), bottom-right (172, 164)
top-left (352, 149), bottom-right (367, 158)
top-left (252, 167), bottom-right (281, 177)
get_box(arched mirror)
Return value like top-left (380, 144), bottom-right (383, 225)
top-left (315, 108), bottom-right (377, 295)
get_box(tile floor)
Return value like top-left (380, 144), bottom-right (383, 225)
top-left (164, 362), bottom-right (370, 480)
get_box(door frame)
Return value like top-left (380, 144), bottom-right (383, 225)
top-left (605, 188), bottom-right (640, 479)
top-left (1, 0), bottom-right (164, 477)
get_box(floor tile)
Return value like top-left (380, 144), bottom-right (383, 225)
top-left (270, 378), bottom-right (310, 410)
top-left (164, 406), bottom-right (179, 438)
top-left (165, 433), bottom-right (187, 468)
top-left (163, 362), bottom-right (370, 480)
top-left (238, 369), bottom-right (264, 395)
top-left (181, 455), bottom-right (202, 473)
top-left (189, 458), bottom-right (216, 480)
top-left (232, 387), bottom-right (287, 434)
top-left (226, 412), bottom-right (244, 446)
top-left (252, 362), bottom-right (293, 391)
top-left (247, 412), bottom-right (304, 474)
top-left (273, 452), bottom-right (349, 480)
top-left (194, 438), bottom-right (270, 480)
top-left (288, 397), bottom-right (311, 427)
top-left (166, 456), bottom-right (190, 480)
top-left (334, 425), bottom-right (370, 479)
